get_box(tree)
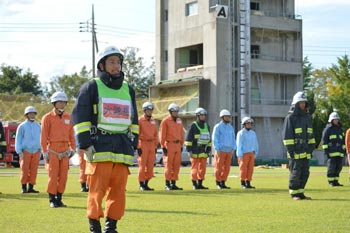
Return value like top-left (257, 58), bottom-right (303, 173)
top-left (0, 64), bottom-right (42, 95)
top-left (121, 47), bottom-right (155, 98)
top-left (47, 66), bottom-right (91, 100)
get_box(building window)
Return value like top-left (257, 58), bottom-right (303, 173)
top-left (164, 10), bottom-right (168, 22)
top-left (251, 2), bottom-right (260, 11)
top-left (164, 50), bottom-right (168, 63)
top-left (251, 45), bottom-right (260, 59)
top-left (186, 2), bottom-right (198, 16)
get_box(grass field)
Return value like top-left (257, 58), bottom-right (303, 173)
top-left (0, 165), bottom-right (350, 233)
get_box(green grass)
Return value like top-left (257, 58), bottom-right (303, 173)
top-left (1, 165), bottom-right (350, 233)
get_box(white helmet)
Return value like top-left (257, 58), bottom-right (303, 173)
top-left (292, 91), bottom-right (307, 105)
top-left (168, 103), bottom-right (180, 112)
top-left (219, 109), bottom-right (231, 117)
top-left (24, 106), bottom-right (37, 115)
top-left (195, 107), bottom-right (207, 116)
top-left (241, 116), bottom-right (254, 125)
top-left (50, 91), bottom-right (68, 103)
top-left (142, 101), bottom-right (154, 110)
top-left (97, 46), bottom-right (124, 70)
top-left (328, 112), bottom-right (340, 123)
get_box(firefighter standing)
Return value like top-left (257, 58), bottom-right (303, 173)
top-left (185, 107), bottom-right (211, 190)
top-left (41, 91), bottom-right (76, 208)
top-left (212, 109), bottom-right (236, 189)
top-left (159, 103), bottom-right (184, 190)
top-left (15, 106), bottom-right (41, 194)
top-left (236, 117), bottom-right (259, 189)
top-left (322, 112), bottom-right (345, 186)
top-left (282, 91), bottom-right (316, 200)
top-left (137, 101), bottom-right (158, 191)
top-left (72, 45), bottom-right (139, 233)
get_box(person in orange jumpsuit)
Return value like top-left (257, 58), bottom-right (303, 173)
top-left (185, 107), bottom-right (211, 190)
top-left (72, 46), bottom-right (139, 233)
top-left (15, 106), bottom-right (41, 194)
top-left (78, 148), bottom-right (88, 192)
top-left (159, 103), bottom-right (184, 190)
top-left (41, 91), bottom-right (76, 208)
top-left (137, 101), bottom-right (158, 191)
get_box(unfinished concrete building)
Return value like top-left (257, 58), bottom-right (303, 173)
top-left (152, 0), bottom-right (303, 159)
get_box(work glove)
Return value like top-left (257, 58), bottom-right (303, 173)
top-left (19, 152), bottom-right (24, 159)
top-left (137, 148), bottom-right (142, 156)
top-left (69, 150), bottom-right (75, 159)
top-left (162, 148), bottom-right (168, 156)
top-left (43, 152), bottom-right (49, 163)
top-left (84, 145), bottom-right (96, 162)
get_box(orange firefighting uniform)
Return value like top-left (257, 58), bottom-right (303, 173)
top-left (41, 109), bottom-right (75, 195)
top-left (138, 115), bottom-right (158, 182)
top-left (78, 149), bottom-right (87, 184)
top-left (159, 115), bottom-right (184, 181)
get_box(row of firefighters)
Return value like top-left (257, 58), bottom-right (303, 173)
top-left (1, 45), bottom-right (350, 233)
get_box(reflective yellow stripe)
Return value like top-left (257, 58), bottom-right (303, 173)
top-left (194, 134), bottom-right (200, 139)
top-left (342, 145), bottom-right (346, 150)
top-left (191, 153), bottom-right (209, 158)
top-left (90, 152), bottom-right (134, 165)
top-left (329, 135), bottom-right (337, 139)
top-left (307, 128), bottom-right (313, 134)
top-left (308, 138), bottom-right (316, 144)
top-left (294, 152), bottom-right (311, 159)
top-left (295, 128), bottom-right (302, 134)
top-left (93, 104), bottom-right (97, 114)
top-left (0, 141), bottom-right (6, 146)
top-left (283, 139), bottom-right (294, 145)
top-left (329, 152), bottom-right (344, 157)
top-left (184, 141), bottom-right (192, 146)
top-left (74, 121), bottom-right (91, 134)
top-left (130, 124), bottom-right (139, 134)
top-left (322, 144), bottom-right (328, 149)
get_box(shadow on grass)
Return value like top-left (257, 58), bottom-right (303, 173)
top-left (126, 208), bottom-right (216, 216)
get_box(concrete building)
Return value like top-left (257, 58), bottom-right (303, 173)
top-left (151, 0), bottom-right (303, 159)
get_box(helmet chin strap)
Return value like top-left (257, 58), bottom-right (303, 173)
top-left (56, 108), bottom-right (65, 114)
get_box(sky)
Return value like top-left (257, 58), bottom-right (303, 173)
top-left (0, 0), bottom-right (349, 84)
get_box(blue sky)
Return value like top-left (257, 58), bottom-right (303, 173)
top-left (0, 0), bottom-right (349, 83)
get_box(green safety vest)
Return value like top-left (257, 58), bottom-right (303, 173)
top-left (194, 122), bottom-right (210, 145)
top-left (95, 78), bottom-right (132, 133)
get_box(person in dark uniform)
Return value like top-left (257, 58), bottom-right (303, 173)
top-left (282, 91), bottom-right (316, 200)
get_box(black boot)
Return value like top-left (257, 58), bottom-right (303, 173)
top-left (27, 183), bottom-right (40, 193)
top-left (216, 181), bottom-right (222, 189)
top-left (21, 184), bottom-right (27, 194)
top-left (49, 193), bottom-right (58, 208)
top-left (245, 181), bottom-right (255, 189)
top-left (171, 180), bottom-right (183, 190)
top-left (139, 181), bottom-right (147, 191)
top-left (104, 217), bottom-right (118, 233)
top-left (334, 181), bottom-right (343, 186)
top-left (145, 180), bottom-right (154, 191)
top-left (221, 181), bottom-right (230, 189)
top-left (192, 180), bottom-right (198, 190)
top-left (81, 182), bottom-right (89, 192)
top-left (89, 219), bottom-right (102, 233)
top-left (56, 193), bottom-right (67, 207)
top-left (241, 181), bottom-right (247, 189)
top-left (329, 181), bottom-right (335, 187)
top-left (198, 180), bottom-right (208, 189)
top-left (165, 180), bottom-right (172, 190)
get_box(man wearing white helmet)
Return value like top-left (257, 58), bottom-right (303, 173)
top-left (72, 45), bottom-right (139, 232)
top-left (15, 106), bottom-right (41, 194)
top-left (185, 107), bottom-right (211, 189)
top-left (41, 91), bottom-right (76, 207)
top-left (282, 91), bottom-right (316, 200)
top-left (236, 117), bottom-right (259, 189)
top-left (322, 112), bottom-right (345, 186)
top-left (159, 103), bottom-right (184, 190)
top-left (212, 109), bottom-right (237, 189)
top-left (137, 101), bottom-right (158, 191)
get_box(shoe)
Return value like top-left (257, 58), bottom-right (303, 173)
top-left (292, 196), bottom-right (301, 201)
top-left (171, 185), bottom-right (183, 190)
top-left (21, 184), bottom-right (27, 194)
top-left (197, 184), bottom-right (209, 189)
top-left (221, 182), bottom-right (230, 189)
top-left (300, 193), bottom-right (312, 200)
top-left (57, 200), bottom-right (67, 207)
top-left (334, 181), bottom-right (343, 186)
top-left (56, 193), bottom-right (67, 207)
top-left (27, 184), bottom-right (39, 193)
top-left (50, 201), bottom-right (59, 208)
top-left (81, 182), bottom-right (89, 192)
top-left (89, 219), bottom-right (102, 233)
top-left (165, 185), bottom-right (172, 191)
top-left (245, 181), bottom-right (255, 189)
